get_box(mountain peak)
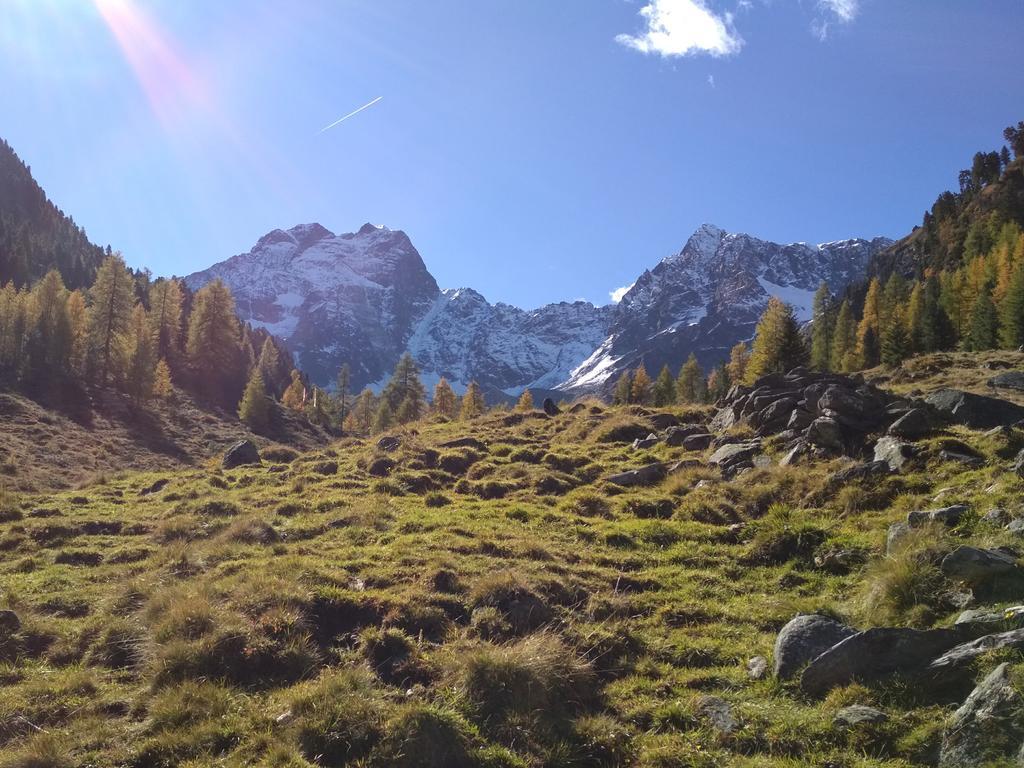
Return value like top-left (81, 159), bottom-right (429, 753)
top-left (357, 222), bottom-right (389, 236)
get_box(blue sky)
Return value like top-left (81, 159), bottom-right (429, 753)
top-left (1, 1), bottom-right (1022, 308)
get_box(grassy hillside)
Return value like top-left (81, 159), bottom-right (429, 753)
top-left (1, 357), bottom-right (1024, 766)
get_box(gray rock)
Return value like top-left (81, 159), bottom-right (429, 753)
top-left (929, 628), bottom-right (1024, 672)
top-left (939, 663), bottom-right (1024, 767)
top-left (814, 548), bottom-right (860, 573)
top-left (834, 705), bottom-right (888, 728)
top-left (376, 435), bottom-right (401, 452)
top-left (987, 370), bottom-right (1024, 391)
top-left (756, 397), bottom-right (800, 432)
top-left (709, 406), bottom-right (740, 433)
top-left (773, 614), bottom-right (857, 680)
top-left (806, 417), bottom-right (844, 452)
top-left (941, 546), bottom-right (1017, 583)
top-left (1008, 518), bottom-right (1024, 535)
top-left (605, 463), bottom-right (667, 488)
top-left (1014, 448), bottom-right (1024, 478)
top-left (650, 413), bottom-right (680, 431)
top-left (787, 408), bottom-right (814, 431)
top-left (982, 507), bottom-right (1009, 525)
top-left (542, 398), bottom-right (561, 416)
top-left (696, 695), bottom-right (737, 735)
top-left (926, 388), bottom-right (1024, 430)
top-left (828, 460), bottom-right (891, 486)
top-left (708, 441), bottom-right (762, 473)
top-left (664, 424), bottom-right (707, 446)
top-left (939, 449), bottom-right (985, 468)
top-left (874, 436), bottom-right (917, 472)
top-left (681, 433), bottom-right (714, 451)
top-left (954, 609), bottom-right (1005, 627)
top-left (223, 440), bottom-right (261, 469)
top-left (747, 655), bottom-right (768, 680)
top-left (800, 627), bottom-right (964, 697)
top-left (632, 434), bottom-right (661, 450)
top-left (887, 408), bottom-right (932, 439)
top-left (907, 504), bottom-right (968, 529)
top-left (779, 441), bottom-right (809, 467)
top-left (818, 385), bottom-right (881, 431)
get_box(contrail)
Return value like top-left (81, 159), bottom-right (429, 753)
top-left (318, 96), bottom-right (383, 134)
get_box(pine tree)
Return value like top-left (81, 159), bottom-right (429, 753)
top-left (0, 282), bottom-right (27, 376)
top-left (726, 342), bottom-right (750, 385)
top-left (125, 304), bottom-right (155, 404)
top-left (921, 275), bottom-right (955, 352)
top-left (856, 278), bottom-right (883, 368)
top-left (281, 369), bottom-right (306, 409)
top-left (87, 254), bottom-right (134, 385)
top-left (461, 380), bottom-right (486, 419)
top-left (652, 365), bottom-right (676, 406)
top-left (153, 358), bottom-right (173, 400)
top-left (999, 262), bottom-right (1024, 349)
top-left (256, 337), bottom-right (282, 397)
top-left (630, 363), bottom-right (652, 405)
top-left (905, 282), bottom-right (926, 353)
top-left (147, 278), bottom-right (183, 362)
top-left (186, 279), bottom-right (242, 403)
top-left (706, 365), bottom-right (729, 401)
top-left (334, 362), bottom-right (352, 428)
top-left (516, 389), bottom-right (534, 411)
top-left (612, 370), bottom-right (633, 405)
top-left (676, 354), bottom-right (705, 403)
top-left (745, 297), bottom-right (808, 383)
top-left (881, 306), bottom-right (908, 367)
top-left (881, 273), bottom-right (907, 328)
top-left (433, 377), bottom-right (458, 418)
top-left (395, 395), bottom-right (422, 425)
top-left (350, 388), bottom-right (377, 433)
top-left (966, 283), bottom-right (999, 350)
top-left (238, 370), bottom-right (271, 432)
top-left (830, 300), bottom-right (857, 371)
top-left (28, 269), bottom-right (71, 376)
top-left (810, 282), bottom-right (834, 371)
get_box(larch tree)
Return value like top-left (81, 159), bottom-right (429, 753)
top-left (706, 365), bottom-right (729, 401)
top-left (238, 370), bottom-right (271, 432)
top-left (516, 389), bottom-right (534, 411)
top-left (855, 277), bottom-right (883, 368)
top-left (676, 354), bottom-right (706, 403)
top-left (125, 304), bottom-right (156, 404)
top-left (612, 370), bottom-right (633, 405)
top-left (652, 365), bottom-right (676, 406)
top-left (381, 353), bottom-right (426, 424)
top-left (830, 300), bottom-right (857, 371)
top-left (630, 363), bottom-right (652, 405)
top-left (256, 337), bottom-right (283, 397)
top-left (999, 262), bottom-right (1024, 349)
top-left (433, 377), bottom-right (458, 418)
top-left (153, 358), bottom-right (174, 400)
top-left (66, 289), bottom-right (87, 376)
top-left (28, 269), bottom-right (71, 376)
top-left (880, 306), bottom-right (908, 367)
top-left (966, 283), bottom-right (999, 351)
top-left (726, 342), bottom-right (750, 385)
top-left (460, 380), bottom-right (486, 419)
top-left (809, 282), bottom-right (834, 371)
top-left (281, 369), bottom-right (306, 410)
top-left (87, 254), bottom-right (135, 385)
top-left (350, 388), bottom-right (377, 433)
top-left (744, 297), bottom-right (807, 384)
top-left (335, 362), bottom-right (352, 428)
top-left (148, 278), bottom-right (183, 363)
top-left (186, 279), bottom-right (241, 403)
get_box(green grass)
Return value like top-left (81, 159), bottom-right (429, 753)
top-left (0, 386), bottom-right (1022, 766)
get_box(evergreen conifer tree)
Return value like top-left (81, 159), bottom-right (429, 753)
top-left (809, 282), bottom-right (834, 371)
top-left (856, 278), bottom-right (882, 368)
top-left (186, 279), bottom-right (242, 403)
top-left (238, 370), bottom-right (271, 432)
top-left (87, 254), bottom-right (134, 385)
top-left (460, 380), bottom-right (485, 419)
top-left (676, 354), bottom-right (705, 403)
top-left (381, 353), bottom-right (426, 423)
top-left (147, 278), bottom-right (183, 362)
top-left (372, 399), bottom-right (394, 433)
top-left (334, 362), bottom-right (352, 428)
top-left (999, 262), bottom-right (1024, 349)
top-left (350, 388), bottom-right (377, 432)
top-left (652, 365), bottom-right (676, 406)
top-left (612, 370), bottom-right (633, 405)
top-left (125, 304), bottom-right (155, 404)
top-left (966, 283), bottom-right (999, 350)
top-left (830, 300), bottom-right (857, 371)
top-left (66, 289), bottom-right (87, 376)
top-left (881, 307), bottom-right (908, 367)
top-left (433, 377), bottom-right (458, 418)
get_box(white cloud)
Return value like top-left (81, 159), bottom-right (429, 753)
top-left (610, 283), bottom-right (635, 303)
top-left (813, 0), bottom-right (859, 39)
top-left (616, 0), bottom-right (743, 58)
top-left (707, 74), bottom-right (716, 87)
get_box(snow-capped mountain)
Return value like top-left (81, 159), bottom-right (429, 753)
top-left (185, 223), bottom-right (611, 397)
top-left (561, 224), bottom-right (892, 391)
top-left (186, 221), bottom-right (889, 399)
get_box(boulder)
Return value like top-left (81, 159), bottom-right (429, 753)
top-left (799, 627), bottom-right (964, 696)
top-left (941, 546), bottom-right (1017, 583)
top-left (817, 385), bottom-right (882, 431)
top-left (708, 441), bottom-right (762, 473)
top-left (695, 695), bottom-right (737, 735)
top-left (1013, 448), bottom-right (1024, 477)
top-left (605, 463), bottom-right (667, 488)
top-left (1008, 518), bottom-right (1024, 536)
top-left (907, 504), bottom-right (968, 529)
top-left (223, 440), bottom-right (261, 469)
top-left (681, 433), bottom-right (714, 451)
top-left (926, 389), bottom-right (1024, 430)
top-left (542, 398), bottom-right (561, 417)
top-left (939, 449), bottom-right (985, 468)
top-left (828, 460), bottom-right (891, 486)
top-left (982, 507), bottom-right (1009, 525)
top-left (987, 370), bottom-right (1024, 391)
top-left (376, 435), bottom-right (401, 452)
top-left (806, 417), bottom-right (844, 452)
top-left (650, 413), bottom-right (681, 431)
top-left (834, 705), bottom-right (888, 728)
top-left (874, 436), bottom-right (917, 472)
top-left (787, 408), bottom-right (814, 431)
top-left (938, 663), bottom-right (1024, 767)
top-left (632, 434), bottom-right (661, 451)
top-left (773, 614), bottom-right (857, 680)
top-left (664, 425), bottom-right (706, 446)
top-left (886, 522), bottom-right (912, 555)
top-left (929, 628), bottom-right (1024, 672)
top-left (756, 397), bottom-right (800, 432)
top-left (887, 408), bottom-right (932, 439)
top-left (709, 406), bottom-right (741, 433)
top-left (779, 441), bottom-right (810, 467)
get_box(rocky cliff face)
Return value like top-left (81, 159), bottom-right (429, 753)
top-left (561, 225), bottom-right (892, 393)
top-left (187, 222), bottom-right (889, 399)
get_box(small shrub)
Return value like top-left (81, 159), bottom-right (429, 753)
top-left (470, 573), bottom-right (551, 636)
top-left (424, 492), bottom-right (451, 508)
top-left (196, 499), bottom-right (241, 517)
top-left (262, 446), bottom-right (299, 463)
top-left (291, 668), bottom-right (385, 766)
top-left (376, 704), bottom-right (476, 768)
top-left (562, 491), bottom-right (611, 518)
top-left (361, 627), bottom-right (426, 686)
